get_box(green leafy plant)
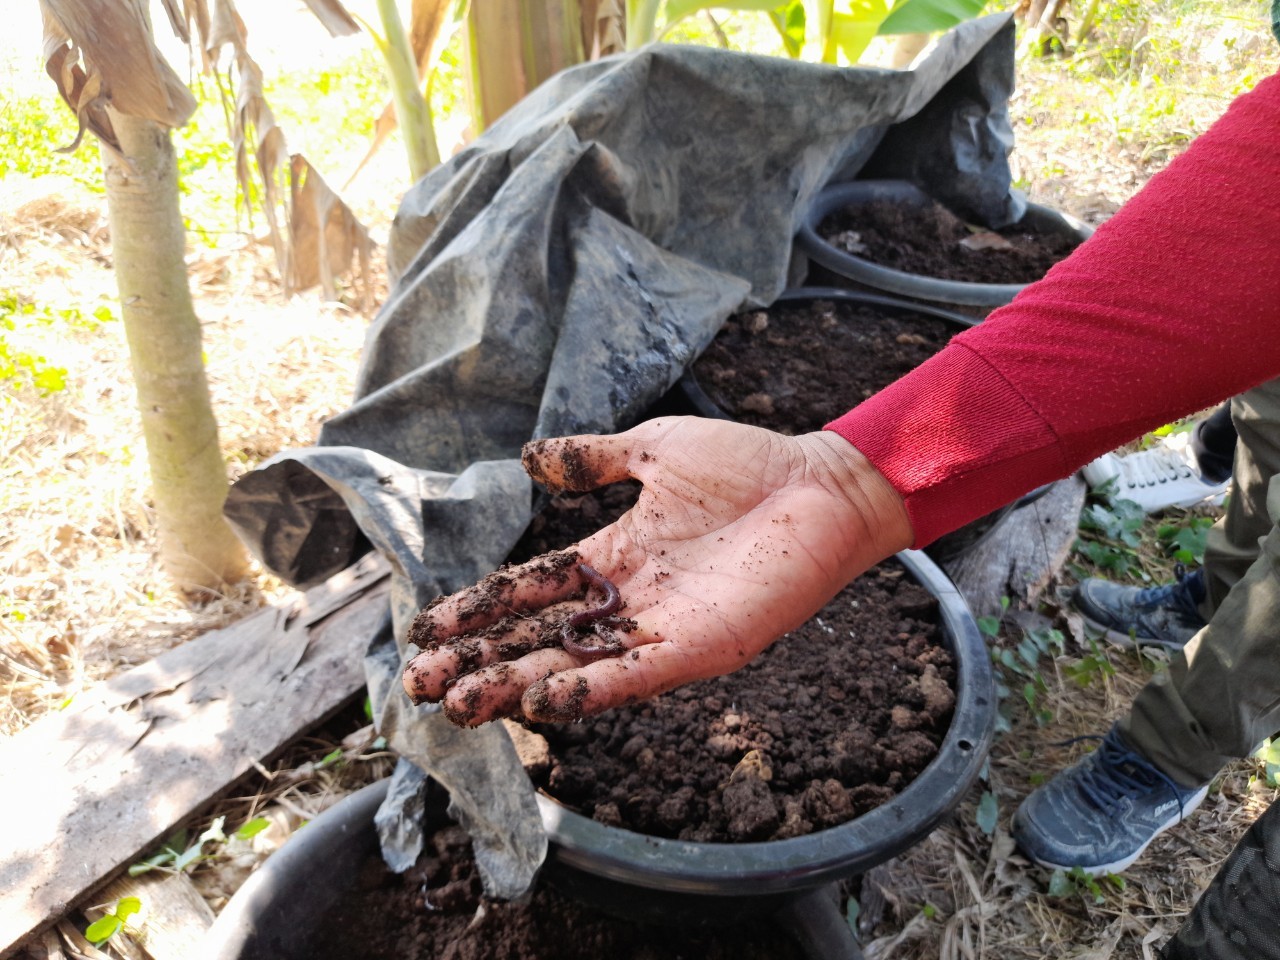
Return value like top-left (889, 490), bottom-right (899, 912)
top-left (129, 817), bottom-right (229, 876)
top-left (236, 817), bottom-right (272, 840)
top-left (987, 610), bottom-right (1063, 733)
top-left (0, 94), bottom-right (105, 188)
top-left (1254, 738), bottom-right (1280, 789)
top-left (975, 788), bottom-right (998, 835)
top-left (627, 0), bottom-right (988, 62)
top-left (1047, 865), bottom-right (1125, 904)
top-left (1063, 635), bottom-right (1117, 687)
top-left (85, 896), bottom-right (142, 946)
top-left (1075, 492), bottom-right (1146, 577)
top-left (1157, 515), bottom-right (1213, 565)
top-left (844, 894), bottom-right (860, 935)
top-left (0, 291), bottom-right (115, 396)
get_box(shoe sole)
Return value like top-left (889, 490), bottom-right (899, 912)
top-left (1077, 613), bottom-right (1188, 653)
top-left (1025, 784), bottom-right (1210, 877)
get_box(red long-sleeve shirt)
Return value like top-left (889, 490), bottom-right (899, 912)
top-left (826, 69), bottom-right (1280, 548)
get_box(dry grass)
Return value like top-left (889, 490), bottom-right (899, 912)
top-left (3, 0), bottom-right (1279, 954)
top-left (860, 633), bottom-right (1278, 959)
top-left (0, 179), bottom-right (379, 736)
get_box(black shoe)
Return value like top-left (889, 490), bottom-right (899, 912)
top-left (1072, 566), bottom-right (1207, 650)
top-left (1012, 726), bottom-right (1210, 876)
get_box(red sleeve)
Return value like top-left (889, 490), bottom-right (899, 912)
top-left (826, 69), bottom-right (1280, 548)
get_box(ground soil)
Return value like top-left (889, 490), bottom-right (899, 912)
top-left (818, 197), bottom-right (1080, 285)
top-left (305, 785), bottom-right (805, 960)
top-left (691, 297), bottom-right (955, 430)
top-left (504, 484), bottom-right (956, 843)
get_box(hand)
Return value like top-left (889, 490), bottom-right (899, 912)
top-left (402, 416), bottom-right (912, 726)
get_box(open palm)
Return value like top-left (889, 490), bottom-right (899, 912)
top-left (403, 417), bottom-right (911, 725)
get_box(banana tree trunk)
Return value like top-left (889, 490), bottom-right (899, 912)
top-left (464, 0), bottom-right (586, 132)
top-left (102, 111), bottom-right (249, 594)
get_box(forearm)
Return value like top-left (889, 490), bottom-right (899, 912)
top-left (828, 69), bottom-right (1280, 546)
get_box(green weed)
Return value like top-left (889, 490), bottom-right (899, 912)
top-left (0, 291), bottom-right (114, 396)
top-left (129, 816), bottom-right (239, 876)
top-left (1157, 515), bottom-right (1213, 564)
top-left (987, 603), bottom-right (1065, 734)
top-left (1047, 866), bottom-right (1126, 904)
top-left (0, 94), bottom-right (104, 189)
top-left (1063, 636), bottom-right (1118, 687)
top-left (1253, 738), bottom-right (1280, 788)
top-left (84, 896), bottom-right (141, 946)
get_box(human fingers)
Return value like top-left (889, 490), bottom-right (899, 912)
top-left (408, 550), bottom-right (587, 649)
top-left (440, 647), bottom-right (582, 726)
top-left (405, 577), bottom-right (637, 704)
top-left (404, 612), bottom-right (554, 704)
top-left (521, 419), bottom-right (670, 494)
top-left (519, 637), bottom-right (730, 723)
top-left (435, 610), bottom-right (665, 725)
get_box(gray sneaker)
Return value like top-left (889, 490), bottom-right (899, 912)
top-left (1072, 566), bottom-right (1207, 650)
top-left (1012, 727), bottom-right (1209, 876)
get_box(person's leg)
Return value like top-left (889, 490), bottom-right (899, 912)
top-left (1120, 379), bottom-right (1280, 784)
top-left (1014, 379), bottom-right (1280, 873)
top-left (1160, 796), bottom-right (1280, 960)
top-left (1200, 387), bottom-right (1280, 611)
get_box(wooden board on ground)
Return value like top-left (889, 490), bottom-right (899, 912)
top-left (943, 476), bottom-right (1087, 619)
top-left (0, 554), bottom-right (390, 958)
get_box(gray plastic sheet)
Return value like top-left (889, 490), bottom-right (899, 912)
top-left (223, 13), bottom-right (1020, 898)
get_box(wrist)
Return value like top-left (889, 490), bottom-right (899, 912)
top-left (799, 431), bottom-right (914, 559)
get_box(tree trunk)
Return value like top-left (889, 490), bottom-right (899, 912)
top-left (464, 0), bottom-right (585, 131)
top-left (101, 111), bottom-right (249, 594)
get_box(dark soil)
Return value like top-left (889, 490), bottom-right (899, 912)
top-left (691, 297), bottom-right (954, 431)
top-left (306, 785), bottom-right (805, 960)
top-left (506, 484), bottom-right (956, 844)
top-left (819, 197), bottom-right (1080, 285)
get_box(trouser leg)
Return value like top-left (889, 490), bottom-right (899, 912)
top-left (1202, 385), bottom-right (1280, 611)
top-left (1161, 796), bottom-right (1280, 960)
top-left (1119, 378), bottom-right (1280, 786)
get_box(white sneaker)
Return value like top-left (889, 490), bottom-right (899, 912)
top-left (1081, 433), bottom-right (1229, 513)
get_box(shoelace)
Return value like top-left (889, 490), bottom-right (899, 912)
top-left (1053, 734), bottom-right (1193, 820)
top-left (1121, 448), bottom-right (1191, 488)
top-left (1135, 563), bottom-right (1202, 615)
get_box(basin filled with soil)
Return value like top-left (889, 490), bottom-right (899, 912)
top-left (204, 779), bottom-right (822, 960)
top-left (505, 472), bottom-right (993, 922)
top-left (796, 180), bottom-right (1093, 306)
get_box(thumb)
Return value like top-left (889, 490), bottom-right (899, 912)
top-left (521, 419), bottom-right (671, 494)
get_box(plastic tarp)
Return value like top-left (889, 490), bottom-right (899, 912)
top-left (223, 12), bottom-right (1022, 897)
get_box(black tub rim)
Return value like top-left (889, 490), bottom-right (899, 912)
top-left (201, 779), bottom-right (390, 960)
top-left (537, 546), bottom-right (995, 899)
top-left (795, 179), bottom-right (1094, 306)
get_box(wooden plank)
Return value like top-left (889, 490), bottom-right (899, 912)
top-left (0, 554), bottom-right (390, 958)
top-left (943, 476), bottom-right (1087, 619)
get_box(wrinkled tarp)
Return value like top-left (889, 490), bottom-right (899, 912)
top-left (224, 13), bottom-right (1021, 898)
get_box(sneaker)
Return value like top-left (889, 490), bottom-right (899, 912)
top-left (1081, 433), bottom-right (1229, 513)
top-left (1072, 566), bottom-right (1207, 650)
top-left (1012, 726), bottom-right (1210, 876)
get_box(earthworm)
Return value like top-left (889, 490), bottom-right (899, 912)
top-left (561, 562), bottom-right (623, 662)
